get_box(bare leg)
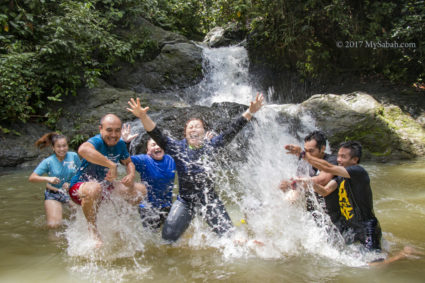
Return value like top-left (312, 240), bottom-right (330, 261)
top-left (369, 246), bottom-right (425, 266)
top-left (44, 200), bottom-right (63, 228)
top-left (115, 182), bottom-right (146, 205)
top-left (79, 182), bottom-right (103, 248)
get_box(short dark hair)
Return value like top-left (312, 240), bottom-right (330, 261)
top-left (184, 117), bottom-right (206, 136)
top-left (339, 141), bottom-right (362, 163)
top-left (304, 130), bottom-right (327, 149)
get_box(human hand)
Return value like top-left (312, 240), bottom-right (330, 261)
top-left (284, 144), bottom-right (302, 156)
top-left (249, 93), bottom-right (264, 114)
top-left (205, 131), bottom-right (215, 141)
top-left (127, 98), bottom-right (150, 118)
top-left (105, 164), bottom-right (118, 182)
top-left (122, 123), bottom-right (139, 143)
top-left (62, 182), bottom-right (70, 191)
top-left (47, 177), bottom-right (60, 185)
top-left (279, 180), bottom-right (292, 192)
top-left (120, 174), bottom-right (135, 187)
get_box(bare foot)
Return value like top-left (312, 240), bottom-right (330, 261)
top-left (401, 246), bottom-right (424, 257)
top-left (88, 226), bottom-right (103, 249)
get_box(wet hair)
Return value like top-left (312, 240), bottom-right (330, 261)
top-left (184, 117), bottom-right (206, 136)
top-left (146, 138), bottom-right (157, 150)
top-left (304, 130), bottom-right (327, 149)
top-left (35, 132), bottom-right (67, 149)
top-left (339, 141), bottom-right (362, 163)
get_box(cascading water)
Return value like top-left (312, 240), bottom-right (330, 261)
top-left (189, 44), bottom-right (256, 106)
top-left (64, 44), bottom-right (384, 278)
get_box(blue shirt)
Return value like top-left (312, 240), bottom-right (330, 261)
top-left (131, 154), bottom-right (175, 208)
top-left (34, 152), bottom-right (81, 189)
top-left (70, 134), bottom-right (129, 186)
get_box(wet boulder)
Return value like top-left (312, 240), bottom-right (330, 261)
top-left (300, 92), bottom-right (425, 161)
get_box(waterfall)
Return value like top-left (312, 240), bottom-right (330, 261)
top-left (190, 44), bottom-right (257, 106)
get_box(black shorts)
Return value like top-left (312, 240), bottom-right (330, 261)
top-left (337, 217), bottom-right (382, 251)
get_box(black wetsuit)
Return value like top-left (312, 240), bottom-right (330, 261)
top-left (147, 116), bottom-right (249, 241)
top-left (334, 165), bottom-right (382, 250)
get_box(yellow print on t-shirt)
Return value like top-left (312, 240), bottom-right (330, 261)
top-left (339, 180), bottom-right (354, 220)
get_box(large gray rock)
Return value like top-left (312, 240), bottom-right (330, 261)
top-left (203, 23), bottom-right (246, 48)
top-left (0, 123), bottom-right (51, 168)
top-left (107, 18), bottom-right (203, 92)
top-left (299, 92), bottom-right (425, 160)
top-left (109, 42), bottom-right (203, 92)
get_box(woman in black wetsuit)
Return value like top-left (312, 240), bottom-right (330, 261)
top-left (127, 94), bottom-right (264, 242)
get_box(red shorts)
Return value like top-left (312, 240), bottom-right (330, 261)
top-left (69, 182), bottom-right (114, 205)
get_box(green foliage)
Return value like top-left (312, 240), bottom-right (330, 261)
top-left (0, 0), bottom-right (153, 127)
top-left (0, 0), bottom-right (423, 132)
top-left (246, 0), bottom-right (424, 85)
top-left (69, 133), bottom-right (88, 149)
top-left (0, 51), bottom-right (43, 123)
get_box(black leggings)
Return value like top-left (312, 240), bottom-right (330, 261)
top-left (138, 206), bottom-right (171, 230)
top-left (162, 193), bottom-right (233, 242)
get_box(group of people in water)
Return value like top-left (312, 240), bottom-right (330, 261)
top-left (29, 93), bottom-right (418, 263)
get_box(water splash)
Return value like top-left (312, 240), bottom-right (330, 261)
top-left (63, 45), bottom-right (385, 278)
top-left (64, 193), bottom-right (147, 259)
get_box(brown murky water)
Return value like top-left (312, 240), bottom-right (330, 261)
top-left (0, 159), bottom-right (424, 282)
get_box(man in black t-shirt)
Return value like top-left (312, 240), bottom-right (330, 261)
top-left (280, 131), bottom-right (340, 223)
top-left (301, 141), bottom-right (382, 250)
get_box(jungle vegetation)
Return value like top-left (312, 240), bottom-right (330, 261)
top-left (1, 0), bottom-right (423, 129)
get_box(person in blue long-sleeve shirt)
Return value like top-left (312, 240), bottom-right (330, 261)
top-left (122, 124), bottom-right (176, 230)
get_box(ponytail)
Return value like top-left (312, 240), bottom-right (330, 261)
top-left (35, 132), bottom-right (66, 149)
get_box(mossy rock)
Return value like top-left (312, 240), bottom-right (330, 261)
top-left (300, 92), bottom-right (425, 161)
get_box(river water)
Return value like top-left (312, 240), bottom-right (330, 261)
top-left (1, 45), bottom-right (424, 282)
top-left (1, 159), bottom-right (424, 282)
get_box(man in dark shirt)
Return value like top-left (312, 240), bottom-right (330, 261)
top-left (301, 141), bottom-right (382, 250)
top-left (280, 131), bottom-right (340, 223)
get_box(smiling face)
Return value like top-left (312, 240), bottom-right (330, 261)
top-left (99, 114), bottom-right (122, 147)
top-left (52, 137), bottom-right (68, 160)
top-left (146, 139), bottom-right (164, 160)
top-left (304, 139), bottom-right (325, 159)
top-left (337, 147), bottom-right (359, 167)
top-left (185, 119), bottom-right (206, 148)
